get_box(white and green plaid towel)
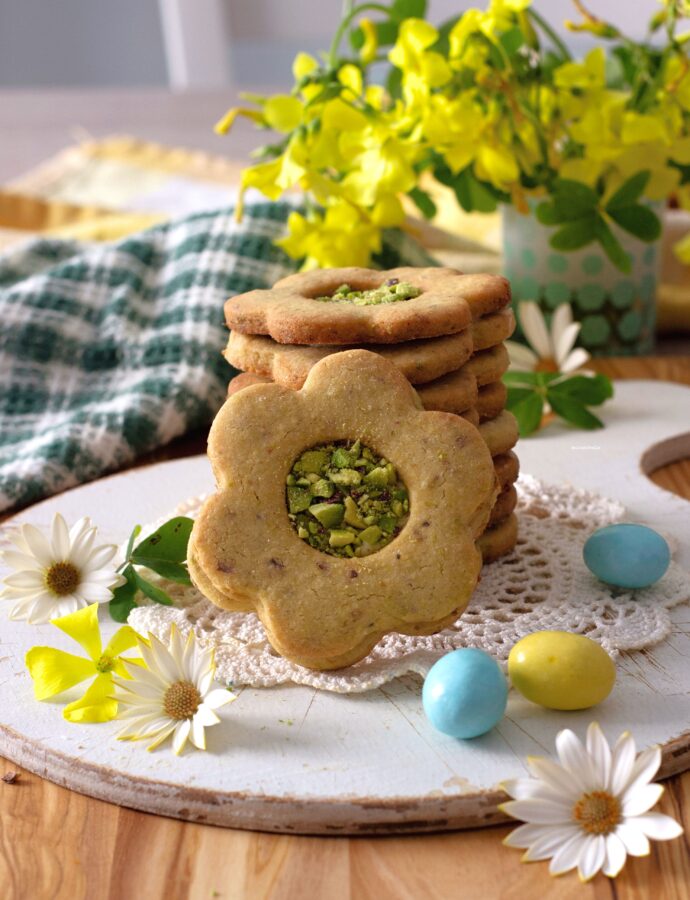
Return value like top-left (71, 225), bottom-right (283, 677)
top-left (0, 202), bottom-right (433, 512)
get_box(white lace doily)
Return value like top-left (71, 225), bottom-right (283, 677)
top-left (128, 475), bottom-right (690, 693)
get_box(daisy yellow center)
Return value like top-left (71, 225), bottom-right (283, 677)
top-left (572, 791), bottom-right (621, 835)
top-left (163, 681), bottom-right (201, 721)
top-left (45, 561), bottom-right (80, 596)
top-left (534, 356), bottom-right (559, 373)
top-left (95, 655), bottom-right (114, 674)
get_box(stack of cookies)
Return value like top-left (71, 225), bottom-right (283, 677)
top-left (222, 267), bottom-right (519, 562)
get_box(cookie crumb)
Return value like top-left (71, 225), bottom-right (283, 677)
top-left (2, 771), bottom-right (19, 784)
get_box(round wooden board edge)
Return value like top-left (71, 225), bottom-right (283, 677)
top-left (2, 721), bottom-right (690, 835)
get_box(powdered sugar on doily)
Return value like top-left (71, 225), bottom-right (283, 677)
top-left (127, 475), bottom-right (690, 693)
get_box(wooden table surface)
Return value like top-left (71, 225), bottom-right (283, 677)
top-left (0, 355), bottom-right (688, 900)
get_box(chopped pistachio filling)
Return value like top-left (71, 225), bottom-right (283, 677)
top-left (314, 278), bottom-right (421, 306)
top-left (286, 440), bottom-right (409, 558)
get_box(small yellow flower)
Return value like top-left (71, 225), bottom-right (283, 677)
top-left (359, 18), bottom-right (378, 65)
top-left (262, 95), bottom-right (303, 133)
top-left (25, 603), bottom-right (141, 723)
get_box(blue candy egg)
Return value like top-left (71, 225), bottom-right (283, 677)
top-left (423, 648), bottom-right (508, 739)
top-left (583, 523), bottom-right (670, 589)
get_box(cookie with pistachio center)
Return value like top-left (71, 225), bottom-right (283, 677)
top-left (224, 266), bottom-right (510, 345)
top-left (189, 349), bottom-right (498, 671)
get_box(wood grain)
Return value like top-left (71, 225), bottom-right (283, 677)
top-left (1, 356), bottom-right (689, 900)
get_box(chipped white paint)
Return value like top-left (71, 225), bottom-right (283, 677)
top-left (0, 380), bottom-right (688, 834)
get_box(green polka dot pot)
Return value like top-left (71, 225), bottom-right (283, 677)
top-left (503, 205), bottom-right (660, 355)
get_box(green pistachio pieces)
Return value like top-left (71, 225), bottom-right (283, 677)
top-left (286, 440), bottom-right (410, 558)
top-left (314, 280), bottom-right (421, 307)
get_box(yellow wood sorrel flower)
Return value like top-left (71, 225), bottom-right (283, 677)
top-left (25, 603), bottom-right (141, 723)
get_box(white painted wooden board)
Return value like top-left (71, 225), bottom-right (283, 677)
top-left (0, 379), bottom-right (689, 834)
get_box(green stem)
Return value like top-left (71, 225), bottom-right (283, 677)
top-left (328, 2), bottom-right (392, 67)
top-left (527, 8), bottom-right (572, 61)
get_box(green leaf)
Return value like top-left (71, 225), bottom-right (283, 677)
top-left (450, 166), bottom-right (501, 213)
top-left (408, 187), bottom-right (437, 220)
top-left (548, 374), bottom-right (614, 406)
top-left (607, 204), bottom-right (661, 242)
top-left (124, 525), bottom-right (142, 564)
top-left (594, 215), bottom-right (631, 272)
top-left (500, 26), bottom-right (525, 57)
top-left (552, 179), bottom-right (599, 218)
top-left (503, 371), bottom-right (542, 386)
top-left (605, 171), bottom-right (650, 210)
top-left (131, 516), bottom-right (194, 567)
top-left (134, 571), bottom-right (173, 606)
top-left (550, 216), bottom-right (596, 251)
top-left (139, 560), bottom-right (192, 585)
top-left (507, 390), bottom-right (544, 436)
top-left (392, 0), bottom-right (427, 18)
top-left (109, 565), bottom-right (138, 623)
top-left (547, 394), bottom-right (604, 429)
top-left (535, 201), bottom-right (568, 226)
top-left (386, 65), bottom-right (403, 101)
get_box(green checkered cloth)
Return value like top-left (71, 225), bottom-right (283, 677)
top-left (0, 202), bottom-right (433, 512)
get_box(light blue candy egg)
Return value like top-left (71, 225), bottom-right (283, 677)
top-left (583, 523), bottom-right (670, 589)
top-left (422, 648), bottom-right (508, 739)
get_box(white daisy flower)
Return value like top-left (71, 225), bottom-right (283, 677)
top-left (506, 301), bottom-right (591, 374)
top-left (114, 627), bottom-right (235, 755)
top-left (0, 513), bottom-right (124, 624)
top-left (501, 722), bottom-right (683, 882)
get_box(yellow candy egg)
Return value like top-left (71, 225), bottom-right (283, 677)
top-left (508, 631), bottom-right (616, 710)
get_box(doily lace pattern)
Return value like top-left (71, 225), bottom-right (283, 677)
top-left (128, 475), bottom-right (690, 693)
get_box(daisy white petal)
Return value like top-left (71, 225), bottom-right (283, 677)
top-left (505, 340), bottom-right (539, 372)
top-left (556, 729), bottom-right (595, 791)
top-left (635, 813), bottom-right (684, 841)
top-left (501, 798), bottom-right (572, 825)
top-left (74, 583), bottom-right (115, 604)
top-left (586, 722), bottom-right (612, 788)
top-left (194, 706), bottom-right (221, 728)
top-left (561, 347), bottom-right (591, 373)
top-left (146, 724), bottom-right (178, 752)
top-left (552, 300), bottom-right (573, 331)
top-left (622, 746), bottom-right (661, 797)
top-left (190, 716), bottom-right (207, 750)
top-left (519, 301), bottom-right (553, 359)
top-left (172, 719), bottom-right (192, 755)
top-left (51, 514), bottom-right (72, 560)
top-left (548, 832), bottom-right (587, 876)
top-left (204, 688), bottom-right (235, 710)
top-left (523, 826), bottom-right (581, 862)
top-left (19, 524), bottom-right (54, 567)
top-left (603, 833), bottom-right (628, 878)
top-left (527, 755), bottom-right (585, 800)
top-left (503, 822), bottom-right (549, 848)
top-left (83, 544), bottom-right (119, 570)
top-left (621, 783), bottom-right (664, 817)
top-left (555, 322), bottom-right (582, 368)
top-left (609, 732), bottom-right (636, 795)
top-left (578, 834), bottom-right (606, 882)
top-left (616, 822), bottom-right (650, 856)
top-left (0, 550), bottom-right (44, 571)
top-left (3, 570), bottom-right (45, 589)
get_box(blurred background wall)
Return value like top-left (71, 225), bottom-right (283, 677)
top-left (0, 0), bottom-right (660, 89)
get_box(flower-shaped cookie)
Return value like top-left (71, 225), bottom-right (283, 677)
top-left (224, 266), bottom-right (510, 345)
top-left (188, 350), bottom-right (498, 670)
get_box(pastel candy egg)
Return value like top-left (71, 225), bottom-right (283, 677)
top-left (583, 523), bottom-right (670, 589)
top-left (423, 648), bottom-right (508, 738)
top-left (508, 631), bottom-right (615, 710)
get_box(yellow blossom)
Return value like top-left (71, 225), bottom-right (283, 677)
top-left (263, 95), bottom-right (303, 133)
top-left (359, 18), bottom-right (378, 65)
top-left (277, 202), bottom-right (381, 269)
top-left (25, 603), bottom-right (141, 724)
